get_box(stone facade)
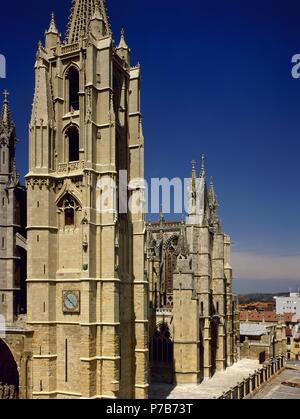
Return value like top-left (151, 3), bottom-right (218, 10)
top-left (0, 1), bottom-right (241, 399)
top-left (147, 161), bottom-right (240, 385)
top-left (23, 0), bottom-right (147, 400)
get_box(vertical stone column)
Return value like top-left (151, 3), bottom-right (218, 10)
top-left (224, 235), bottom-right (233, 367)
top-left (212, 232), bottom-right (226, 371)
top-left (197, 226), bottom-right (212, 378)
top-left (129, 66), bottom-right (148, 399)
top-left (173, 267), bottom-right (200, 384)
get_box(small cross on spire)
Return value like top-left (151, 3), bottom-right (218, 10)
top-left (3, 90), bottom-right (9, 102)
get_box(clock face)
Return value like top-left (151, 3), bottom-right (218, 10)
top-left (63, 291), bottom-right (80, 313)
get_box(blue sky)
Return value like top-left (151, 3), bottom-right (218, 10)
top-left (1, 0), bottom-right (300, 293)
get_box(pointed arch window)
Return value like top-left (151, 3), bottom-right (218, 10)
top-left (66, 66), bottom-right (79, 112)
top-left (58, 194), bottom-right (81, 229)
top-left (65, 125), bottom-right (79, 162)
top-left (164, 236), bottom-right (178, 307)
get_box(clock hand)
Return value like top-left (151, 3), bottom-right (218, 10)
top-left (66, 296), bottom-right (76, 308)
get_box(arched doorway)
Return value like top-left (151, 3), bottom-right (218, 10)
top-left (0, 339), bottom-right (19, 399)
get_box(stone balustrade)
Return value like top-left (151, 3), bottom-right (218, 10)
top-left (57, 161), bottom-right (84, 173)
top-left (219, 355), bottom-right (285, 400)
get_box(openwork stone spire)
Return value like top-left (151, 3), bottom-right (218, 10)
top-left (0, 90), bottom-right (14, 131)
top-left (65, 0), bottom-right (111, 44)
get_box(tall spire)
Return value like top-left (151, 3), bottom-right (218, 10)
top-left (208, 177), bottom-right (219, 227)
top-left (208, 177), bottom-right (217, 204)
top-left (191, 160), bottom-right (196, 191)
top-left (0, 90), bottom-right (14, 132)
top-left (65, 0), bottom-right (111, 44)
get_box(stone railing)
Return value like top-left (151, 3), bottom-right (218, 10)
top-left (218, 355), bottom-right (285, 400)
top-left (61, 43), bottom-right (80, 55)
top-left (57, 161), bottom-right (84, 174)
top-left (155, 308), bottom-right (173, 316)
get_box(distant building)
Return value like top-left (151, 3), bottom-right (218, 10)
top-left (275, 292), bottom-right (300, 315)
top-left (240, 321), bottom-right (286, 363)
top-left (290, 316), bottom-right (300, 361)
top-left (239, 301), bottom-right (276, 312)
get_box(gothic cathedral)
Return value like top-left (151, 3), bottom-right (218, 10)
top-left (0, 0), bottom-right (240, 400)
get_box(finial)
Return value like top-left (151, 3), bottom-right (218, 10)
top-left (3, 90), bottom-right (9, 103)
top-left (210, 176), bottom-right (214, 186)
top-left (200, 154), bottom-right (205, 178)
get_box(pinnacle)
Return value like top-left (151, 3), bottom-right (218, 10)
top-left (117, 28), bottom-right (129, 50)
top-left (0, 90), bottom-right (14, 129)
top-left (47, 12), bottom-right (59, 34)
top-left (200, 154), bottom-right (205, 178)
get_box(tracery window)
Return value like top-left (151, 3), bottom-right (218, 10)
top-left (164, 236), bottom-right (178, 306)
top-left (58, 195), bottom-right (80, 229)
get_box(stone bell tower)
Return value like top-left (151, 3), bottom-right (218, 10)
top-left (26, 0), bottom-right (148, 399)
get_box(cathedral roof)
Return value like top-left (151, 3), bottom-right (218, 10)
top-left (65, 0), bottom-right (111, 44)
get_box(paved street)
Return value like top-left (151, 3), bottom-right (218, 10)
top-left (253, 366), bottom-right (300, 399)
